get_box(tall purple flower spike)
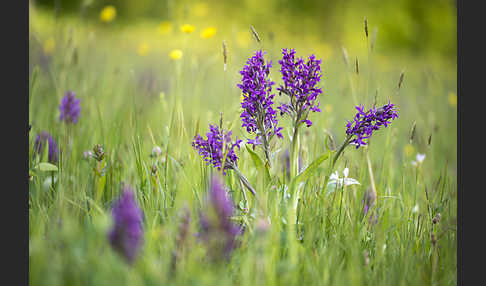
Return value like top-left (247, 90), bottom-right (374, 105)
top-left (277, 48), bottom-right (323, 128)
top-left (109, 186), bottom-right (144, 264)
top-left (345, 102), bottom-right (399, 148)
top-left (238, 50), bottom-right (283, 149)
top-left (59, 91), bottom-right (81, 124)
top-left (34, 131), bottom-right (59, 163)
top-left (198, 176), bottom-right (243, 260)
top-left (192, 124), bottom-right (242, 175)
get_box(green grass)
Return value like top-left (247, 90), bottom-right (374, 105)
top-left (29, 6), bottom-right (456, 286)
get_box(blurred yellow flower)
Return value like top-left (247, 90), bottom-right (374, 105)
top-left (201, 27), bottom-right (216, 39)
top-left (403, 144), bottom-right (414, 157)
top-left (137, 42), bottom-right (150, 56)
top-left (193, 3), bottom-right (209, 17)
top-left (448, 92), bottom-right (457, 108)
top-left (43, 38), bottom-right (55, 54)
top-left (324, 104), bottom-right (333, 113)
top-left (180, 24), bottom-right (195, 34)
top-left (170, 49), bottom-right (183, 60)
top-left (100, 5), bottom-right (116, 23)
top-left (157, 21), bottom-right (173, 35)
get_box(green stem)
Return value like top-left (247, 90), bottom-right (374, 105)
top-left (260, 127), bottom-right (272, 168)
top-left (290, 122), bottom-right (300, 178)
top-left (331, 135), bottom-right (352, 169)
top-left (322, 135), bottom-right (352, 194)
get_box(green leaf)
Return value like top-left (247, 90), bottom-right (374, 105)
top-left (291, 150), bottom-right (333, 187)
top-left (36, 162), bottom-right (58, 172)
top-left (245, 145), bottom-right (271, 181)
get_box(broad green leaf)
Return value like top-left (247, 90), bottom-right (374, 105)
top-left (245, 145), bottom-right (271, 181)
top-left (37, 162), bottom-right (58, 172)
top-left (291, 150), bottom-right (332, 187)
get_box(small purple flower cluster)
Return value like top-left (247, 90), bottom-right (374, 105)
top-left (198, 176), bottom-right (243, 260)
top-left (277, 48), bottom-right (323, 127)
top-left (34, 131), bottom-right (59, 163)
top-left (108, 186), bottom-right (144, 264)
top-left (192, 124), bottom-right (242, 174)
top-left (59, 91), bottom-right (81, 124)
top-left (30, 91), bottom-right (81, 165)
top-left (237, 50), bottom-right (282, 148)
top-left (345, 102), bottom-right (399, 148)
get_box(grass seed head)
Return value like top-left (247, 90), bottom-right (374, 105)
top-left (222, 40), bottom-right (228, 71)
top-left (432, 213), bottom-right (441, 224)
top-left (342, 47), bottom-right (349, 66)
top-left (250, 25), bottom-right (261, 43)
top-left (364, 17), bottom-right (368, 38)
top-left (93, 144), bottom-right (105, 161)
top-left (398, 70), bottom-right (405, 89)
top-left (409, 121), bottom-right (416, 143)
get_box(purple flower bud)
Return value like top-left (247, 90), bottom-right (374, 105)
top-left (59, 91), bottom-right (81, 124)
top-left (237, 50), bottom-right (283, 148)
top-left (33, 131), bottom-right (59, 163)
top-left (346, 102), bottom-right (399, 148)
top-left (192, 124), bottom-right (242, 175)
top-left (277, 49), bottom-right (323, 128)
top-left (108, 186), bottom-right (144, 264)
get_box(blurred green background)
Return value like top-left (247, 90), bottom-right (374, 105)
top-left (31, 0), bottom-right (456, 60)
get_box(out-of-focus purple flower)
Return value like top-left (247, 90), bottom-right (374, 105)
top-left (109, 186), bottom-right (144, 264)
top-left (192, 124), bottom-right (242, 175)
top-left (277, 48), bottom-right (322, 128)
top-left (237, 50), bottom-right (282, 149)
top-left (59, 91), bottom-right (81, 124)
top-left (171, 205), bottom-right (192, 272)
top-left (345, 102), bottom-right (399, 149)
top-left (33, 131), bottom-right (59, 163)
top-left (198, 176), bottom-right (243, 260)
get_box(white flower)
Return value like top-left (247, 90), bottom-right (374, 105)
top-left (412, 204), bottom-right (419, 213)
top-left (151, 146), bottom-right (162, 157)
top-left (416, 153), bottom-right (426, 162)
top-left (330, 171), bottom-right (339, 181)
top-left (326, 168), bottom-right (360, 195)
top-left (343, 167), bottom-right (349, 178)
top-left (411, 153), bottom-right (426, 167)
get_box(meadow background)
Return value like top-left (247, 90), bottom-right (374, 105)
top-left (28, 0), bottom-right (457, 285)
